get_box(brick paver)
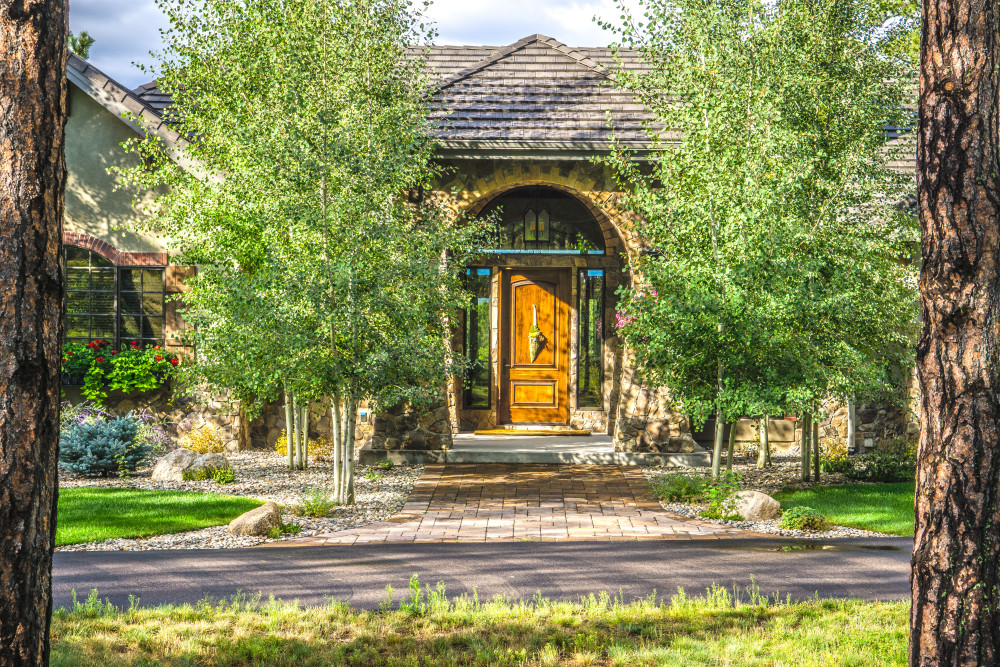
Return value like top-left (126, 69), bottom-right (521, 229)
top-left (291, 464), bottom-right (745, 545)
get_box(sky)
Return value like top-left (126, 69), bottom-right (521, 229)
top-left (69, 0), bottom-right (638, 89)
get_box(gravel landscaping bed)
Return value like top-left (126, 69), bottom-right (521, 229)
top-left (643, 454), bottom-right (894, 539)
top-left (58, 451), bottom-right (422, 551)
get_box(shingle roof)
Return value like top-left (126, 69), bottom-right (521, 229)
top-left (132, 34), bottom-right (656, 159)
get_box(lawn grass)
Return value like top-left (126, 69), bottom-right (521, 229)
top-left (774, 482), bottom-right (915, 536)
top-left (50, 584), bottom-right (909, 666)
top-left (57, 488), bottom-right (263, 546)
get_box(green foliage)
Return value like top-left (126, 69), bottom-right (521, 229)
top-left (50, 587), bottom-right (911, 666)
top-left (266, 522), bottom-right (302, 539)
top-left (62, 340), bottom-right (180, 403)
top-left (651, 472), bottom-right (707, 502)
top-left (68, 30), bottom-right (94, 59)
top-left (700, 472), bottom-right (743, 520)
top-left (848, 452), bottom-right (915, 482)
top-left (374, 458), bottom-right (395, 471)
top-left (820, 453), bottom-right (856, 475)
top-left (183, 465), bottom-right (235, 484)
top-left (59, 412), bottom-right (151, 478)
top-left (182, 425), bottom-right (226, 454)
top-left (604, 0), bottom-right (918, 428)
top-left (779, 506), bottom-right (830, 531)
top-left (56, 488), bottom-right (262, 545)
top-left (295, 486), bottom-right (338, 518)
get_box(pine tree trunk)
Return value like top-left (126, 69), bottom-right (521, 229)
top-left (0, 2), bottom-right (67, 662)
top-left (911, 0), bottom-right (1000, 662)
top-left (800, 413), bottom-right (812, 482)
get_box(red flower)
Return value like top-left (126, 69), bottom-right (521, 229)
top-left (88, 341), bottom-right (95, 348)
top-left (67, 351), bottom-right (74, 357)
top-left (131, 340), bottom-right (139, 348)
top-left (170, 358), bottom-right (179, 366)
top-left (112, 349), bottom-right (118, 355)
top-left (154, 345), bottom-right (161, 351)
top-left (155, 355), bottom-right (162, 362)
top-left (62, 357), bottom-right (67, 363)
top-left (95, 356), bottom-right (105, 363)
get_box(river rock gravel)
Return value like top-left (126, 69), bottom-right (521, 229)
top-left (58, 451), bottom-right (422, 551)
top-left (643, 453), bottom-right (895, 539)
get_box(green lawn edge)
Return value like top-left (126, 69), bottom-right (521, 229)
top-left (57, 487), bottom-right (264, 546)
top-left (774, 481), bottom-right (915, 537)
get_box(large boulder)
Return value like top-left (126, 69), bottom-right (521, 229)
top-left (732, 491), bottom-right (782, 521)
top-left (151, 448), bottom-right (231, 482)
top-left (228, 502), bottom-right (281, 536)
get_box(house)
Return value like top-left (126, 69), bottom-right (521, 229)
top-left (62, 35), bottom-right (919, 458)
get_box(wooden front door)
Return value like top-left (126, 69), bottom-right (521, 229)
top-left (500, 269), bottom-right (571, 424)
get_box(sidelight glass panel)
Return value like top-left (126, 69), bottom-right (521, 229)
top-left (577, 269), bottom-right (604, 408)
top-left (463, 268), bottom-right (492, 409)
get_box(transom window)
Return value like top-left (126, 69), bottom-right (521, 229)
top-left (64, 246), bottom-right (166, 347)
top-left (479, 186), bottom-right (606, 254)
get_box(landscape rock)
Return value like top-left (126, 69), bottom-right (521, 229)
top-left (732, 490), bottom-right (782, 521)
top-left (150, 448), bottom-right (231, 482)
top-left (228, 502), bottom-right (281, 536)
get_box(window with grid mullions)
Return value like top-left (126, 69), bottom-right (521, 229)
top-left (63, 246), bottom-right (166, 347)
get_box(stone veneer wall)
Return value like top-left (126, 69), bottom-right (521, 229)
top-left (65, 384), bottom-right (250, 453)
top-left (246, 398), bottom-right (374, 451)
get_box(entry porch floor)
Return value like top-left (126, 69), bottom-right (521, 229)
top-left (360, 433), bottom-right (711, 467)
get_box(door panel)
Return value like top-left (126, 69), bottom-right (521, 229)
top-left (500, 269), bottom-right (571, 424)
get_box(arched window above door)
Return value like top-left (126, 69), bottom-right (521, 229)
top-left (479, 186), bottom-right (606, 254)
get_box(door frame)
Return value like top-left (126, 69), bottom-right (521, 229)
top-left (498, 267), bottom-right (572, 424)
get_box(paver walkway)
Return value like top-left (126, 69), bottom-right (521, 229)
top-left (290, 464), bottom-right (745, 545)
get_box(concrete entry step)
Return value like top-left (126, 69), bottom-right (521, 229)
top-left (359, 433), bottom-right (710, 467)
top-left (473, 429), bottom-right (591, 436)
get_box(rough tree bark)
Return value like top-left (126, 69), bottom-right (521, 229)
top-left (911, 0), bottom-right (1000, 664)
top-left (0, 1), bottom-right (67, 664)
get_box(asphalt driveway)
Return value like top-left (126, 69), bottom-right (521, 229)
top-left (53, 536), bottom-right (912, 611)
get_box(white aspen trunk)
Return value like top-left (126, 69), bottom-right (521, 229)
top-left (711, 407), bottom-right (725, 478)
top-left (291, 393), bottom-right (301, 472)
top-left (813, 415), bottom-right (821, 482)
top-left (757, 415), bottom-right (770, 468)
top-left (725, 419), bottom-right (737, 474)
top-left (846, 397), bottom-right (857, 454)
top-left (299, 403), bottom-right (310, 470)
top-left (331, 395), bottom-right (343, 503)
top-left (345, 398), bottom-right (357, 505)
top-left (800, 413), bottom-right (812, 481)
top-left (284, 388), bottom-right (294, 470)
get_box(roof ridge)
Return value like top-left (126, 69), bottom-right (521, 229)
top-left (435, 34), bottom-right (609, 93)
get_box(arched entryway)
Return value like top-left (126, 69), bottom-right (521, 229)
top-left (455, 185), bottom-right (626, 432)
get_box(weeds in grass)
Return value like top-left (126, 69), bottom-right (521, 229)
top-left (51, 582), bottom-right (909, 667)
top-left (295, 486), bottom-right (338, 517)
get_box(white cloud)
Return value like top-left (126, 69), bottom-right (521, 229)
top-left (69, 0), bottom-right (643, 88)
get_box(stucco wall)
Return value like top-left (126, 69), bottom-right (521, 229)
top-left (65, 84), bottom-right (166, 254)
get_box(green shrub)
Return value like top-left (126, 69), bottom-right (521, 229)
top-left (848, 452), bottom-right (915, 482)
top-left (59, 412), bottom-right (151, 477)
top-left (182, 425), bottom-right (225, 454)
top-left (780, 506), bottom-right (829, 531)
top-left (652, 473), bottom-right (706, 502)
top-left (820, 454), bottom-right (856, 475)
top-left (266, 522), bottom-right (303, 539)
top-left (295, 486), bottom-right (338, 518)
top-left (374, 459), bottom-right (394, 471)
top-left (699, 472), bottom-right (743, 521)
top-left (183, 466), bottom-right (236, 484)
